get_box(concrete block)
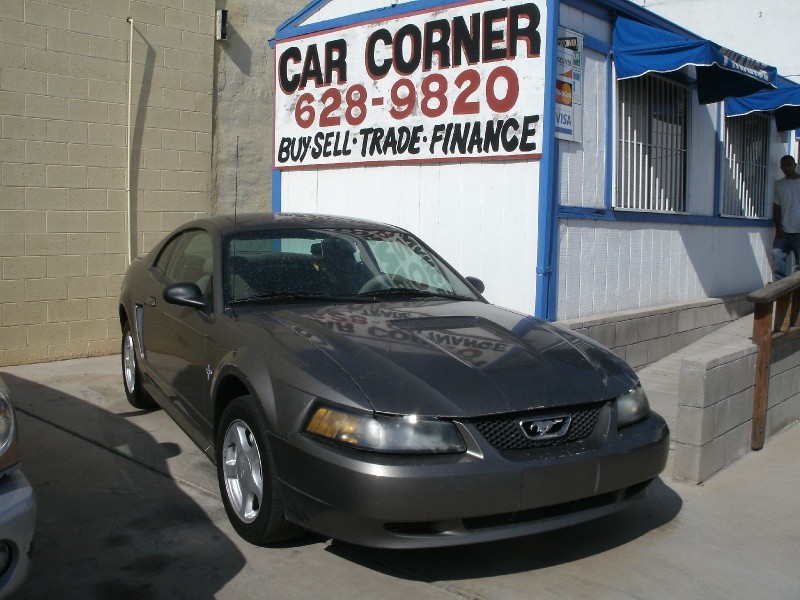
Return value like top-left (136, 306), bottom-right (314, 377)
top-left (0, 326), bottom-right (26, 351)
top-left (25, 233), bottom-right (67, 256)
top-left (615, 319), bottom-right (640, 346)
top-left (26, 141), bottom-right (68, 165)
top-left (639, 315), bottom-right (660, 342)
top-left (0, 139), bottom-right (24, 163)
top-left (672, 442), bottom-right (702, 484)
top-left (87, 166), bottom-right (125, 189)
top-left (704, 365), bottom-right (727, 404)
top-left (3, 301), bottom-right (47, 326)
top-left (722, 423), bottom-right (750, 467)
top-left (47, 29), bottom-right (90, 56)
top-left (678, 309), bottom-right (696, 333)
top-left (46, 255), bottom-right (87, 278)
top-left (27, 322), bottom-right (69, 346)
top-left (69, 10), bottom-right (111, 37)
top-left (166, 8), bottom-right (200, 32)
top-left (47, 299), bottom-right (88, 323)
top-left (68, 99), bottom-right (109, 124)
top-left (1, 68), bottom-right (46, 95)
top-left (3, 256), bottom-right (46, 280)
top-left (0, 90), bottom-right (24, 117)
top-left (46, 165), bottom-right (87, 188)
top-left (679, 364), bottom-right (707, 408)
top-left (0, 281), bottom-right (24, 304)
top-left (66, 276), bottom-right (106, 299)
top-left (714, 390), bottom-right (753, 436)
top-left (180, 109), bottom-right (212, 133)
top-left (729, 354), bottom-right (756, 395)
top-left (48, 74), bottom-right (89, 101)
top-left (47, 120), bottom-right (88, 144)
top-left (626, 341), bottom-right (649, 369)
top-left (0, 234), bottom-right (24, 257)
top-left (697, 436), bottom-right (726, 483)
top-left (2, 163), bottom-right (46, 187)
top-left (65, 233), bottom-right (106, 255)
top-left (675, 405), bottom-right (716, 446)
top-left (658, 311), bottom-right (680, 337)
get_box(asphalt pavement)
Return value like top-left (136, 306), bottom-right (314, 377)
top-left (2, 355), bottom-right (798, 599)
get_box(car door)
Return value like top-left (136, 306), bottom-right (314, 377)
top-left (141, 229), bottom-right (213, 446)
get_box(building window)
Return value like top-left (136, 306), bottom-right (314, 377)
top-left (721, 113), bottom-right (770, 218)
top-left (616, 74), bottom-right (688, 212)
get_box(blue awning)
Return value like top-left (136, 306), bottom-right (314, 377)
top-left (725, 80), bottom-right (800, 132)
top-left (613, 17), bottom-right (777, 104)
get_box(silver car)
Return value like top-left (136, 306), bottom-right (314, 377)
top-left (0, 376), bottom-right (36, 597)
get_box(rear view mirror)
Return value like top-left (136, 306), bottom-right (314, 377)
top-left (466, 276), bottom-right (485, 294)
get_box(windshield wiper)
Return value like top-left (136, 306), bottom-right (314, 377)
top-left (229, 291), bottom-right (354, 303)
top-left (357, 287), bottom-right (474, 301)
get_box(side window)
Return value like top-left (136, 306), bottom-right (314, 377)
top-left (154, 230), bottom-right (214, 299)
top-left (616, 74), bottom-right (689, 212)
top-left (721, 112), bottom-right (770, 218)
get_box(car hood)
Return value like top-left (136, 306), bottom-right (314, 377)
top-left (242, 300), bottom-right (638, 418)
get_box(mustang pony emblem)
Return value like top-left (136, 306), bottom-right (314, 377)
top-left (519, 415), bottom-right (572, 440)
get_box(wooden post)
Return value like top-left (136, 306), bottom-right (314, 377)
top-left (751, 303), bottom-right (773, 450)
top-left (775, 295), bottom-right (792, 332)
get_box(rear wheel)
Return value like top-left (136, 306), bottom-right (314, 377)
top-left (121, 321), bottom-right (157, 409)
top-left (216, 396), bottom-right (301, 545)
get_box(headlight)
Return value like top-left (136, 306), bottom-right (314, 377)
top-left (0, 378), bottom-right (19, 471)
top-left (616, 384), bottom-right (651, 428)
top-left (305, 405), bottom-right (466, 454)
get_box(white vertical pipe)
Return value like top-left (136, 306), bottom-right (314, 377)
top-left (126, 17), bottom-right (134, 265)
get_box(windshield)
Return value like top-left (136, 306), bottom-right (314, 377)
top-left (223, 228), bottom-right (478, 304)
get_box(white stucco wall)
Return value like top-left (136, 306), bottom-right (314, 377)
top-left (554, 1), bottom-right (778, 321)
top-left (281, 160), bottom-right (541, 313)
top-left (632, 0), bottom-right (800, 84)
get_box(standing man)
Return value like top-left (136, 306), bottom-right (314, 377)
top-left (772, 154), bottom-right (800, 280)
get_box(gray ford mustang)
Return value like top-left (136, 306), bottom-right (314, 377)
top-left (118, 213), bottom-right (669, 549)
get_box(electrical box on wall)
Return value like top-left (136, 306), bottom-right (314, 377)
top-left (216, 9), bottom-right (228, 41)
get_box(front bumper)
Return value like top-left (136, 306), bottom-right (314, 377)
top-left (272, 410), bottom-right (670, 549)
top-left (0, 469), bottom-right (36, 596)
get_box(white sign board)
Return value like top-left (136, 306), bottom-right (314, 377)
top-left (273, 1), bottom-right (548, 169)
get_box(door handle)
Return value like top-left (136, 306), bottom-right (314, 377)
top-left (146, 297), bottom-right (156, 307)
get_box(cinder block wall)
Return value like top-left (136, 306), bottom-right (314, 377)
top-left (672, 333), bottom-right (800, 483)
top-left (0, 0), bottom-right (214, 366)
top-left (561, 295), bottom-right (753, 370)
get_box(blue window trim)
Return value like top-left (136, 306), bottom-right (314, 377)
top-left (557, 205), bottom-right (771, 227)
top-left (534, 0), bottom-right (560, 321)
top-left (271, 169), bottom-right (281, 212)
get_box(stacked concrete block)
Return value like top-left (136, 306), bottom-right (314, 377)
top-left (562, 295), bottom-right (753, 369)
top-left (1, 0), bottom-right (214, 366)
top-left (672, 346), bottom-right (756, 483)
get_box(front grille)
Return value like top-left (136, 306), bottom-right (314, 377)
top-left (470, 401), bottom-right (605, 450)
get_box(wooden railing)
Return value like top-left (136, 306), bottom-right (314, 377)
top-left (746, 271), bottom-right (800, 450)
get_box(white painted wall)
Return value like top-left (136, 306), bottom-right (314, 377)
top-left (557, 221), bottom-right (771, 320)
top-left (554, 1), bottom-right (779, 320)
top-left (631, 0), bottom-right (800, 84)
top-left (281, 160), bottom-right (541, 313)
top-left (300, 0), bottom-right (417, 26)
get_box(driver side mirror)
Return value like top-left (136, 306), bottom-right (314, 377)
top-left (163, 282), bottom-right (206, 309)
top-left (466, 276), bottom-right (485, 294)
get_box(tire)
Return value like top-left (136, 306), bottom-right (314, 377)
top-left (121, 320), bottom-right (157, 410)
top-left (216, 396), bottom-right (301, 545)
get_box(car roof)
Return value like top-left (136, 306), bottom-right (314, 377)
top-left (180, 213), bottom-right (406, 236)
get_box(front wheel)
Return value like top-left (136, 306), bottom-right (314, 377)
top-left (216, 396), bottom-right (301, 545)
top-left (121, 321), bottom-right (157, 409)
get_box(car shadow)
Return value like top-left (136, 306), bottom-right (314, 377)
top-left (327, 477), bottom-right (682, 581)
top-left (1, 372), bottom-right (247, 600)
